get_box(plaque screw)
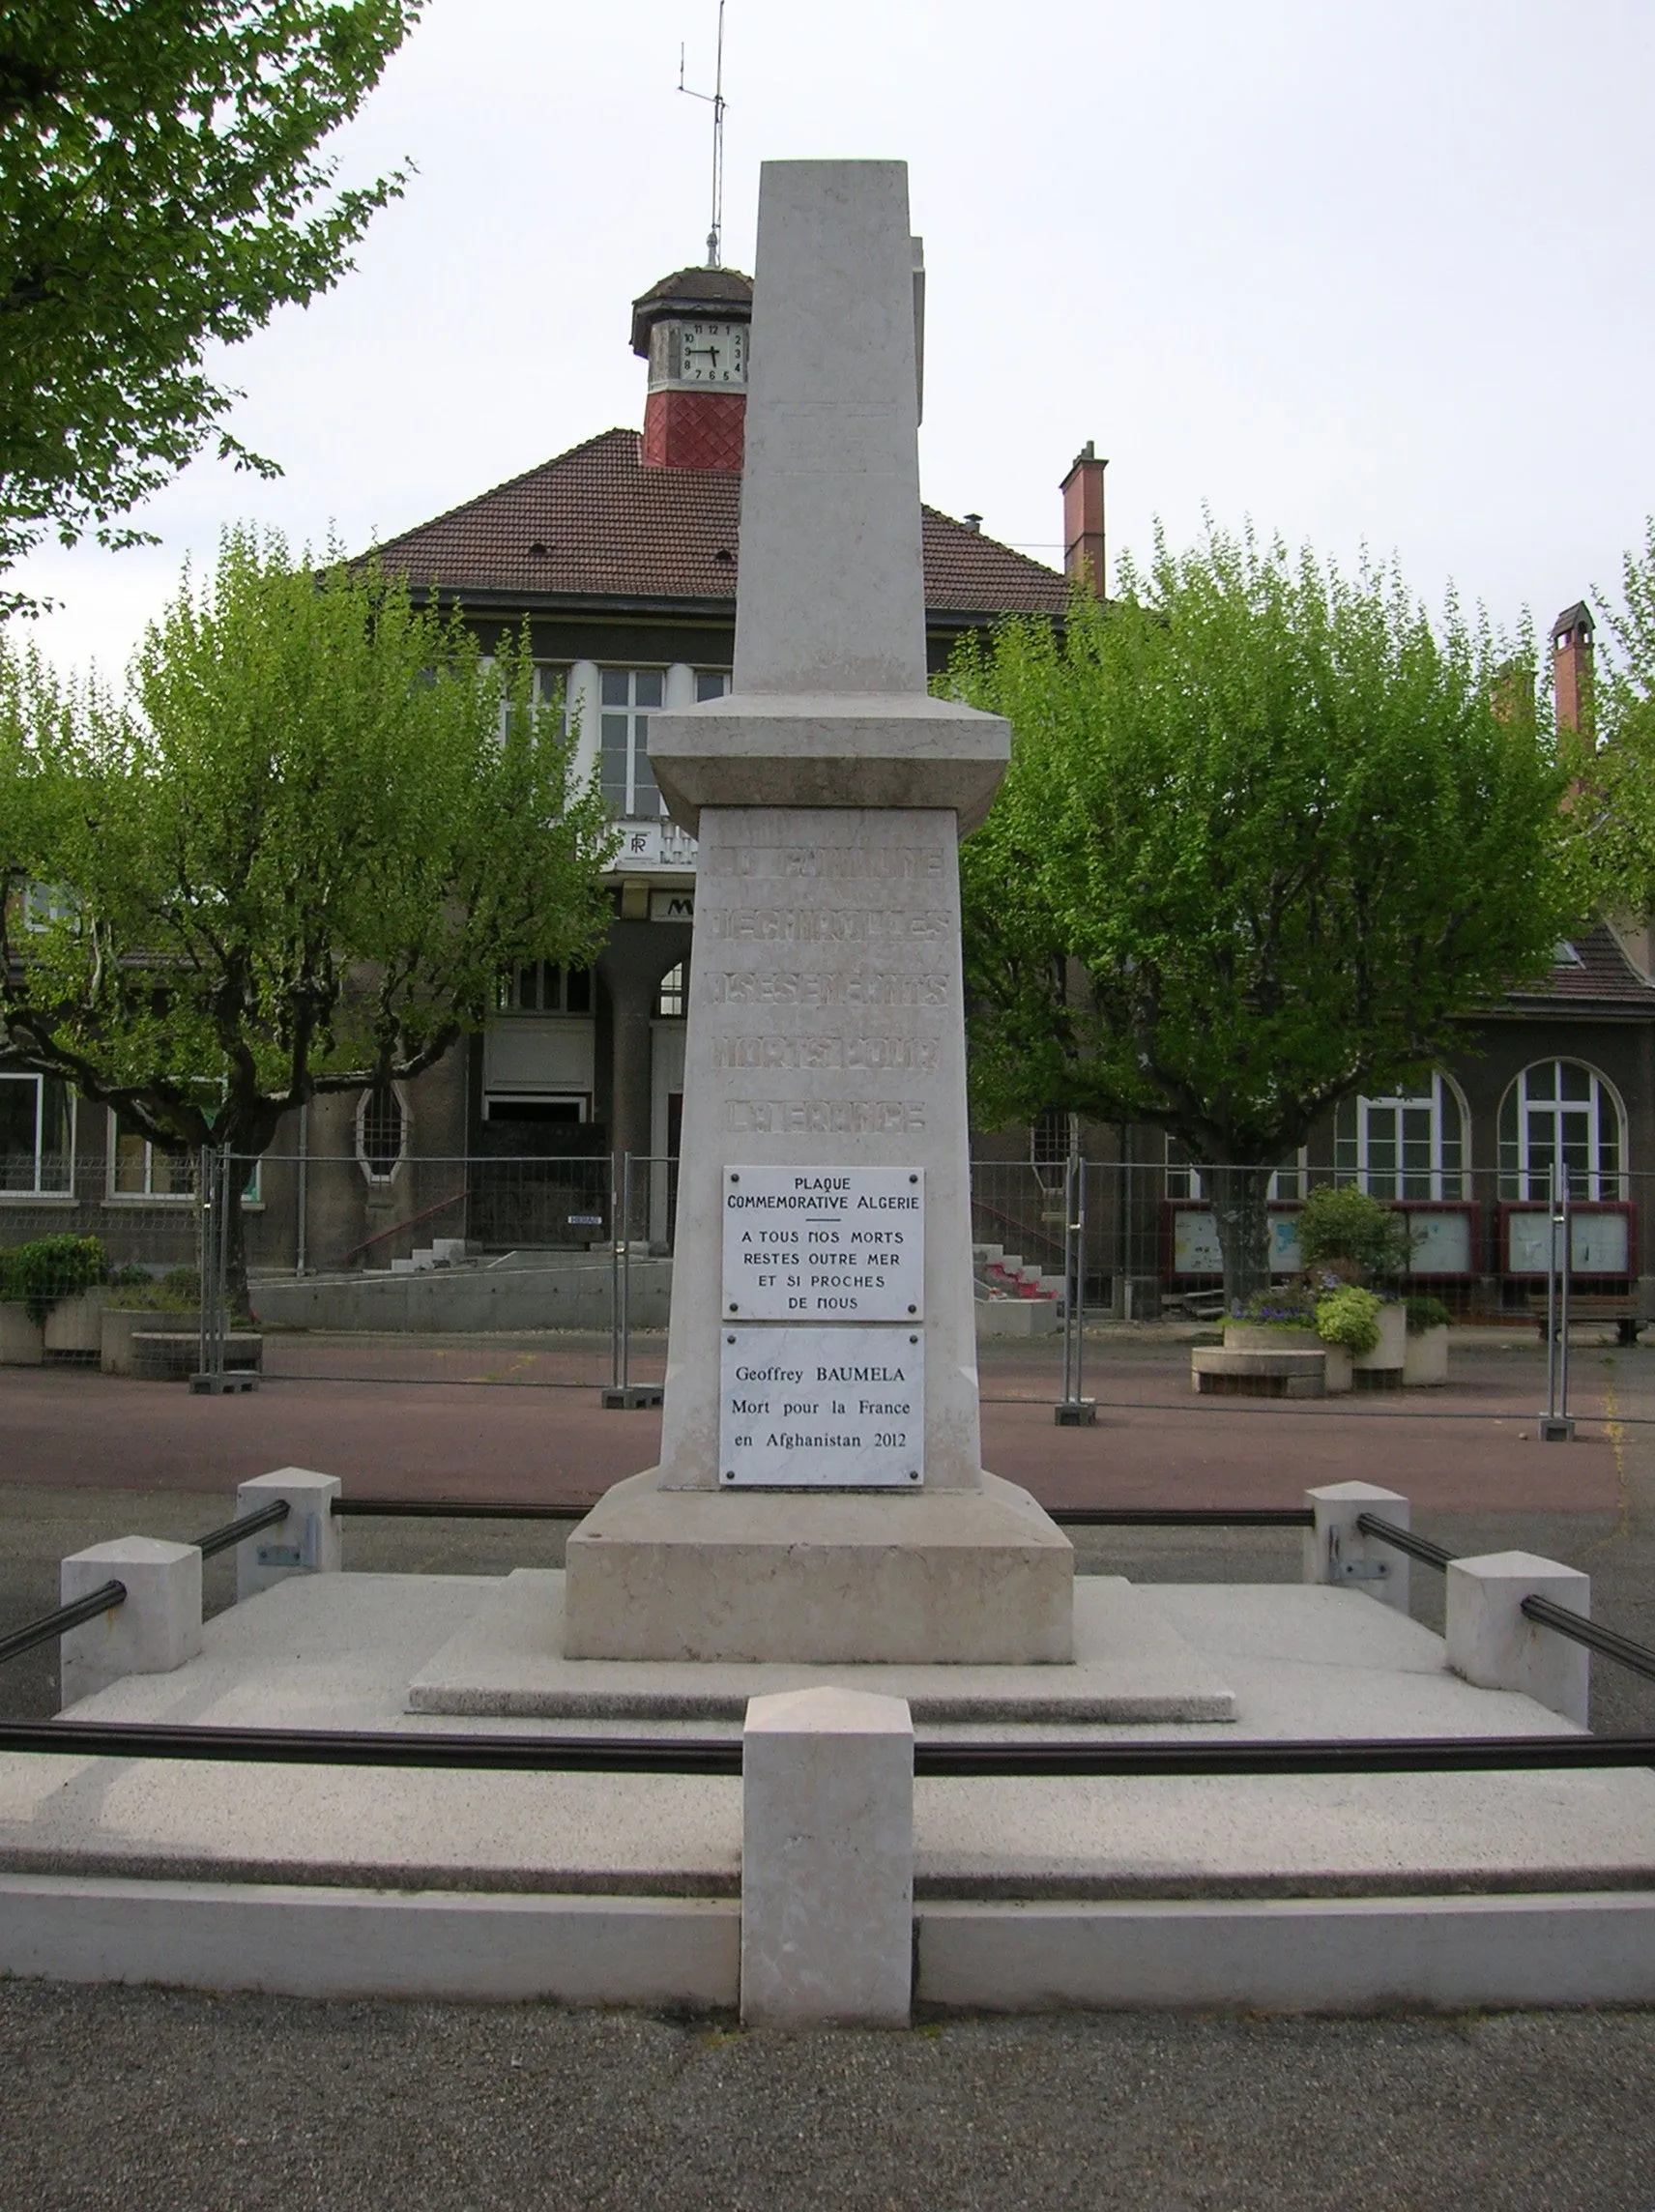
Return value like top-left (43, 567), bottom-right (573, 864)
top-left (724, 1470), bottom-right (736, 1481)
top-left (907, 1304), bottom-right (916, 1314)
top-left (908, 1470), bottom-right (919, 1481)
top-left (729, 1302), bottom-right (739, 1313)
top-left (726, 1334), bottom-right (737, 1345)
top-left (910, 1334), bottom-right (918, 1344)
top-left (909, 1174), bottom-right (917, 1184)
top-left (729, 1173), bottom-right (740, 1183)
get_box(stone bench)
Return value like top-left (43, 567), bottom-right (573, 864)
top-left (1191, 1345), bottom-right (1326, 1398)
top-left (131, 1331), bottom-right (263, 1382)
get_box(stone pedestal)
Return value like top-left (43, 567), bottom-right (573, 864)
top-left (60, 1537), bottom-right (202, 1708)
top-left (566, 1470), bottom-right (1071, 1665)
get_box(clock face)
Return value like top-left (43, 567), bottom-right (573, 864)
top-left (675, 319), bottom-right (747, 386)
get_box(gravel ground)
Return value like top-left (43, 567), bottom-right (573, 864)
top-left (4, 1986), bottom-right (1655, 2212)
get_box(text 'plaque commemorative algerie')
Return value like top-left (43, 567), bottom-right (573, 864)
top-left (720, 1325), bottom-right (924, 1488)
top-left (721, 1166), bottom-right (924, 1321)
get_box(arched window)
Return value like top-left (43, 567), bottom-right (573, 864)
top-left (357, 1080), bottom-right (407, 1183)
top-left (1499, 1061), bottom-right (1625, 1200)
top-left (1334, 1074), bottom-right (1467, 1200)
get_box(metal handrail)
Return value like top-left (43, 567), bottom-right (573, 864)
top-left (1521, 1596), bottom-right (1655, 1685)
top-left (1354, 1513), bottom-right (1458, 1574)
top-left (0, 1582), bottom-right (127, 1669)
top-left (2, 1717), bottom-right (1654, 1778)
top-left (326, 1498), bottom-right (1319, 1528)
top-left (341, 1189), bottom-right (467, 1269)
top-left (192, 1498), bottom-right (290, 1560)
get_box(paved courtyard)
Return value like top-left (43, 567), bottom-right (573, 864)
top-left (4, 1324), bottom-right (1655, 2206)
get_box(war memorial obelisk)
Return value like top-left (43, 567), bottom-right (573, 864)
top-left (564, 160), bottom-right (1073, 1665)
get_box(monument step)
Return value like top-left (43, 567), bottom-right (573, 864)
top-left (408, 1568), bottom-right (1234, 1724)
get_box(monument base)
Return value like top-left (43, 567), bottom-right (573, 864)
top-left (563, 1470), bottom-right (1073, 1665)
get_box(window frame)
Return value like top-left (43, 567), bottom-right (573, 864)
top-left (356, 1080), bottom-right (409, 1185)
top-left (1334, 1073), bottom-right (1468, 1202)
top-left (1498, 1059), bottom-right (1628, 1201)
top-left (598, 665), bottom-right (667, 819)
top-left (0, 1070), bottom-right (75, 1198)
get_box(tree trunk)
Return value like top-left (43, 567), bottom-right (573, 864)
top-left (1207, 1163), bottom-right (1274, 1313)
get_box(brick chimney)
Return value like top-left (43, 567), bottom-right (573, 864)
top-left (1060, 441), bottom-right (1108, 598)
top-left (1552, 601), bottom-right (1594, 736)
top-left (631, 265), bottom-right (753, 473)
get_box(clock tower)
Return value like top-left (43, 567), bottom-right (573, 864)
top-left (631, 264), bottom-right (753, 472)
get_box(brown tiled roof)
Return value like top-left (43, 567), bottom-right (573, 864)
top-left (1498, 923), bottom-right (1655, 1012)
top-left (372, 428), bottom-right (1069, 618)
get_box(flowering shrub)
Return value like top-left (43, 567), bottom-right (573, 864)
top-left (1313, 1284), bottom-right (1383, 1354)
top-left (1240, 1286), bottom-right (1317, 1328)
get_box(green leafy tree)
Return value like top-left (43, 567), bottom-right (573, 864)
top-left (1567, 519), bottom-right (1655, 910)
top-left (0, 528), bottom-right (616, 1300)
top-left (0, 0), bottom-right (421, 609)
top-left (949, 524), bottom-right (1578, 1306)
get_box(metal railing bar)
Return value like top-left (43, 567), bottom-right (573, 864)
top-left (326, 1499), bottom-right (1316, 1528)
top-left (192, 1498), bottom-right (290, 1559)
top-left (1521, 1596), bottom-right (1655, 1684)
top-left (0, 1582), bottom-right (127, 1670)
top-left (1354, 1514), bottom-right (1459, 1574)
top-left (1050, 1507), bottom-right (1315, 1528)
top-left (2, 1718), bottom-right (1653, 1778)
top-left (334, 1499), bottom-right (590, 1521)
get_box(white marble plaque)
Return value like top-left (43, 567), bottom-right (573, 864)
top-left (720, 1325), bottom-right (924, 1488)
top-left (722, 1165), bottom-right (923, 1321)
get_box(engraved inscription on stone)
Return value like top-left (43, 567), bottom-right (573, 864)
top-left (720, 1325), bottom-right (924, 1489)
top-left (722, 1166), bottom-right (923, 1321)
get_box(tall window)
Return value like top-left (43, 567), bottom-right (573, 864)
top-left (1499, 1061), bottom-right (1625, 1200)
top-left (495, 963), bottom-right (593, 1015)
top-left (0, 1072), bottom-right (73, 1194)
top-left (655, 963), bottom-right (686, 1018)
top-left (357, 1081), bottom-right (407, 1183)
top-left (599, 668), bottom-right (663, 817)
top-left (1335, 1076), bottom-right (1466, 1200)
top-left (110, 1112), bottom-right (194, 1198)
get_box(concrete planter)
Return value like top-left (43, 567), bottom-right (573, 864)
top-left (102, 1306), bottom-right (200, 1376)
top-left (1351, 1302), bottom-right (1408, 1374)
top-left (43, 1289), bottom-right (107, 1355)
top-left (1403, 1323), bottom-right (1450, 1387)
top-left (1224, 1322), bottom-right (1315, 1353)
top-left (1224, 1322), bottom-right (1350, 1395)
top-left (0, 1302), bottom-right (44, 1365)
top-left (1321, 1343), bottom-right (1353, 1394)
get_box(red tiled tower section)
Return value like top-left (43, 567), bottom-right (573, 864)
top-left (642, 387), bottom-right (745, 473)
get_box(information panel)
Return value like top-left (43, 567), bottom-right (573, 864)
top-left (721, 1166), bottom-right (924, 1321)
top-left (720, 1325), bottom-right (924, 1488)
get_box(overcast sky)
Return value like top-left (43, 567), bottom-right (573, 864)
top-left (12, 0), bottom-right (1655, 681)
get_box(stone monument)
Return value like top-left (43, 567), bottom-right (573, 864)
top-left (564, 160), bottom-right (1073, 1664)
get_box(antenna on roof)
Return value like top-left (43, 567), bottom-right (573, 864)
top-left (677, 0), bottom-right (728, 267)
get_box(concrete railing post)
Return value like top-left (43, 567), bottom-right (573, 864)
top-left (1303, 1481), bottom-right (1411, 1614)
top-left (1447, 1552), bottom-right (1590, 1726)
top-left (740, 1686), bottom-right (914, 2028)
top-left (235, 1468), bottom-right (342, 1603)
top-left (59, 1538), bottom-right (202, 1708)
